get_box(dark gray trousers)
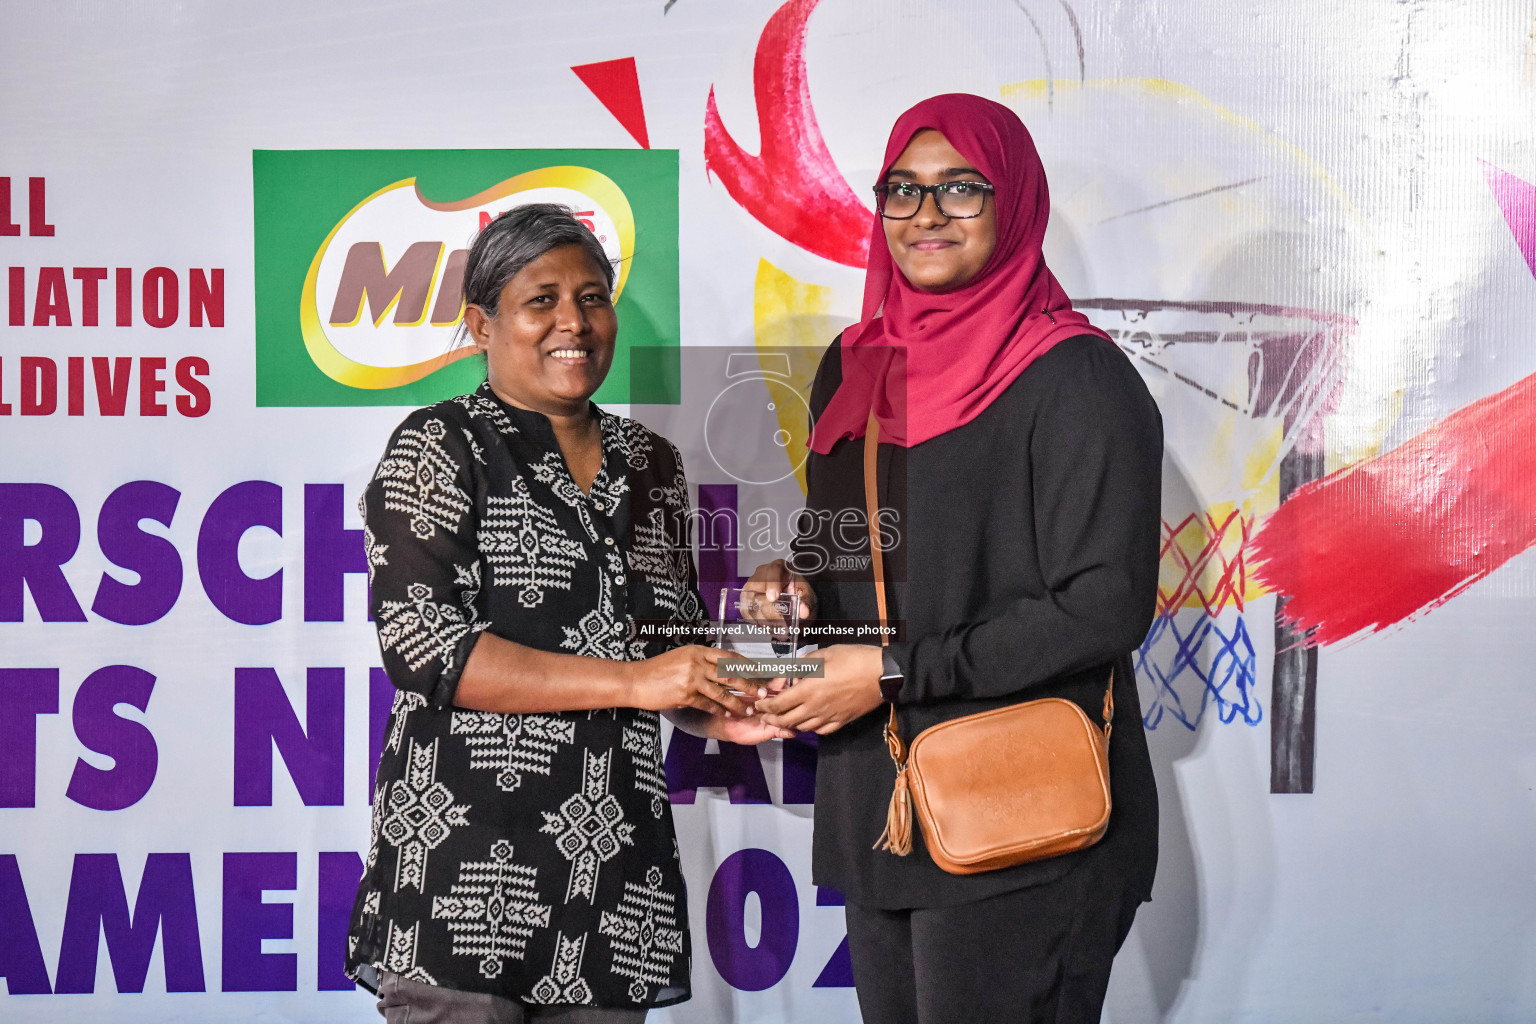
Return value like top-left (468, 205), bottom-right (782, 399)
top-left (376, 971), bottom-right (649, 1024)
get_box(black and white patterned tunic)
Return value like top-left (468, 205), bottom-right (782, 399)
top-left (346, 383), bottom-right (703, 1009)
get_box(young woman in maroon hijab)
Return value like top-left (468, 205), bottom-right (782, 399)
top-left (750, 94), bottom-right (1163, 1023)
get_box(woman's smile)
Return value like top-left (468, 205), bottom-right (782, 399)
top-left (881, 129), bottom-right (998, 293)
top-left (465, 242), bottom-right (618, 418)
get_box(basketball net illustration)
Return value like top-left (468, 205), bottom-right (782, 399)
top-left (1081, 299), bottom-right (1353, 791)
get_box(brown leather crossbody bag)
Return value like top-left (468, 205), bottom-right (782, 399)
top-left (863, 413), bottom-right (1114, 875)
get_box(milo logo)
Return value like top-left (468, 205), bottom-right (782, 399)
top-left (255, 149), bottom-right (678, 407)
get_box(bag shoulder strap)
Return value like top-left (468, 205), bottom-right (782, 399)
top-left (863, 411), bottom-right (889, 642)
top-left (862, 414), bottom-right (907, 766)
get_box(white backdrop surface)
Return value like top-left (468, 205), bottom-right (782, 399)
top-left (2, 2), bottom-right (1535, 1022)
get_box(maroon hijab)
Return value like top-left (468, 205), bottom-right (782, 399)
top-left (808, 94), bottom-right (1108, 453)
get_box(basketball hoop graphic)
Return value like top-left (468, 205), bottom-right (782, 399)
top-left (703, 0), bottom-right (1372, 794)
top-left (1081, 299), bottom-right (1355, 792)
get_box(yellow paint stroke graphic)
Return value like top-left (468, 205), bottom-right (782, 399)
top-left (751, 259), bottom-right (852, 494)
top-left (300, 167), bottom-right (635, 390)
top-left (1000, 77), bottom-right (1357, 215)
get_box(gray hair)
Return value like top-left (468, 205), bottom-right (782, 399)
top-left (459, 203), bottom-right (616, 331)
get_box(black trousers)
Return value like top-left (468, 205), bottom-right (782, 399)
top-left (375, 972), bottom-right (648, 1023)
top-left (844, 862), bottom-right (1142, 1024)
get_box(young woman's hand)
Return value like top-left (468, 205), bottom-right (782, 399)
top-left (627, 645), bottom-right (755, 718)
top-left (756, 645), bottom-right (883, 734)
top-left (665, 707), bottom-right (794, 745)
top-left (742, 559), bottom-right (817, 625)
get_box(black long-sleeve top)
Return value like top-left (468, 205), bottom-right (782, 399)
top-left (796, 335), bottom-right (1164, 908)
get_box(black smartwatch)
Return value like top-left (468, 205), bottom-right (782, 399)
top-left (879, 649), bottom-right (904, 703)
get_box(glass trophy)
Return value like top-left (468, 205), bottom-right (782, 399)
top-left (714, 586), bottom-right (815, 692)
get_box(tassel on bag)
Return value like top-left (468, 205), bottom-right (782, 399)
top-left (875, 761), bottom-right (914, 855)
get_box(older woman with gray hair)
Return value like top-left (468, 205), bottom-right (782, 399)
top-left (344, 204), bottom-right (785, 1023)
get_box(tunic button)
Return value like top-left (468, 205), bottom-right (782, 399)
top-left (604, 537), bottom-right (615, 546)
top-left (612, 622), bottom-right (624, 634)
top-left (615, 576), bottom-right (626, 585)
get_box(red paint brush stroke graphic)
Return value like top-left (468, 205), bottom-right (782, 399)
top-left (1252, 370), bottom-right (1536, 645)
top-left (704, 0), bottom-right (872, 268)
top-left (572, 57), bottom-right (651, 149)
top-left (1482, 159), bottom-right (1536, 279)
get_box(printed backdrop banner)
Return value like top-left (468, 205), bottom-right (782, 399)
top-left (3, 1), bottom-right (1535, 1022)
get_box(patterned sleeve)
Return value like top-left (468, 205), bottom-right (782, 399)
top-left (362, 409), bottom-right (488, 709)
top-left (664, 439), bottom-right (707, 630)
top-left (625, 428), bottom-right (706, 656)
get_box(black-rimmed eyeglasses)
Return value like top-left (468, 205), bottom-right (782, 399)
top-left (872, 181), bottom-right (994, 220)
